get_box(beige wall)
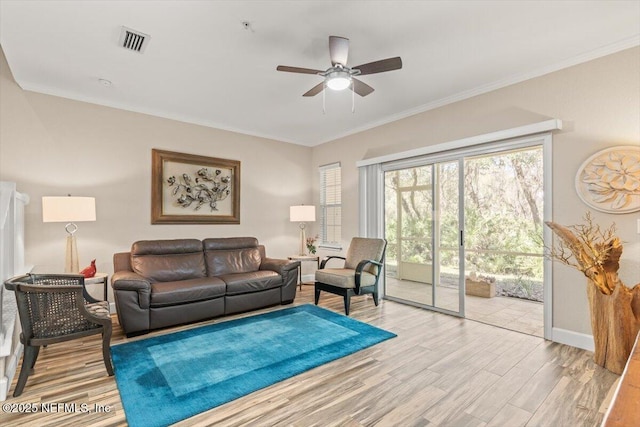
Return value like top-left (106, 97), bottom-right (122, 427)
top-left (311, 47), bottom-right (640, 335)
top-left (2, 42), bottom-right (639, 337)
top-left (0, 48), bottom-right (312, 302)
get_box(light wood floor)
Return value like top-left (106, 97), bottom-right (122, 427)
top-left (2, 287), bottom-right (619, 427)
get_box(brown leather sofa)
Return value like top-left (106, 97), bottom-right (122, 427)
top-left (111, 237), bottom-right (299, 336)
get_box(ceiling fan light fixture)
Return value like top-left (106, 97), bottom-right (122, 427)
top-left (326, 70), bottom-right (351, 91)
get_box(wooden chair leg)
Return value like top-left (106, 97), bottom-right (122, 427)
top-left (14, 345), bottom-right (39, 397)
top-left (102, 327), bottom-right (114, 376)
top-left (373, 291), bottom-right (379, 306)
top-left (314, 287), bottom-right (321, 305)
top-left (344, 294), bottom-right (351, 315)
top-left (30, 346), bottom-right (40, 370)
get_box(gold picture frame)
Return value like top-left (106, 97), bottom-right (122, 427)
top-left (151, 149), bottom-right (240, 224)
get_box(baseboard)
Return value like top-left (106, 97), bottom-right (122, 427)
top-left (110, 302), bottom-right (117, 313)
top-left (1, 341), bottom-right (23, 401)
top-left (301, 274), bottom-right (315, 283)
top-left (0, 377), bottom-right (7, 401)
top-left (552, 327), bottom-right (594, 352)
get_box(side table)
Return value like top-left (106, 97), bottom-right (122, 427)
top-left (84, 273), bottom-right (109, 302)
top-left (288, 255), bottom-right (320, 290)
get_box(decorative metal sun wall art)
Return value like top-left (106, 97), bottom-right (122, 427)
top-left (575, 145), bottom-right (640, 214)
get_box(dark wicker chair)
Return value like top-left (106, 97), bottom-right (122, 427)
top-left (4, 274), bottom-right (113, 397)
top-left (314, 237), bottom-right (387, 315)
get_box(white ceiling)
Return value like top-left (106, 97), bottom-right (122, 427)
top-left (1, 1), bottom-right (639, 146)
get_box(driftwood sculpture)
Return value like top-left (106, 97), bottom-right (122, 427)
top-left (546, 214), bottom-right (640, 374)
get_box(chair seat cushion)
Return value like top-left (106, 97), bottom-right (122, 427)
top-left (150, 278), bottom-right (226, 307)
top-left (315, 268), bottom-right (377, 289)
top-left (220, 271), bottom-right (281, 295)
top-left (86, 301), bottom-right (111, 319)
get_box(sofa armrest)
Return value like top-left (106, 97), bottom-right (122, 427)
top-left (112, 271), bottom-right (150, 291)
top-left (112, 271), bottom-right (151, 310)
top-left (261, 258), bottom-right (300, 303)
top-left (260, 258), bottom-right (300, 275)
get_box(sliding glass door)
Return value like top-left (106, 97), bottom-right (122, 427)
top-left (361, 133), bottom-right (550, 337)
top-left (382, 141), bottom-right (546, 337)
top-left (434, 160), bottom-right (462, 314)
top-left (384, 159), bottom-right (464, 316)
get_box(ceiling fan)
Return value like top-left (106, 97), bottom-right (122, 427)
top-left (277, 36), bottom-right (402, 97)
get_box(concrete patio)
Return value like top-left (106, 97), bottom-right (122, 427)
top-left (385, 277), bottom-right (544, 337)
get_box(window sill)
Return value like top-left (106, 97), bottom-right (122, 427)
top-left (319, 244), bottom-right (342, 251)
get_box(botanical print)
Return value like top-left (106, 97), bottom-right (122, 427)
top-left (576, 146), bottom-right (640, 213)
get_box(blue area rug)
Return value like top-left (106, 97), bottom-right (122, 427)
top-left (111, 304), bottom-right (396, 427)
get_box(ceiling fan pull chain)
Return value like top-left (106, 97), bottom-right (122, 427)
top-left (323, 83), bottom-right (326, 114)
top-left (351, 82), bottom-right (355, 113)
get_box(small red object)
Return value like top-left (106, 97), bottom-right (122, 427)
top-left (80, 259), bottom-right (97, 278)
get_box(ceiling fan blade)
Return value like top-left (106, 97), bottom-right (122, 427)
top-left (352, 57), bottom-right (402, 75)
top-left (352, 78), bottom-right (375, 97)
top-left (277, 65), bottom-right (323, 75)
top-left (303, 82), bottom-right (325, 97)
top-left (329, 36), bottom-right (349, 66)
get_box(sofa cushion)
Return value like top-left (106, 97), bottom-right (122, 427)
top-left (220, 271), bottom-right (282, 295)
top-left (131, 239), bottom-right (206, 283)
top-left (203, 237), bottom-right (259, 251)
top-left (204, 237), bottom-right (262, 276)
top-left (205, 248), bottom-right (262, 276)
top-left (150, 277), bottom-right (226, 307)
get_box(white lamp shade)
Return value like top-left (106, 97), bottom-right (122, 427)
top-left (42, 196), bottom-right (96, 222)
top-left (290, 205), bottom-right (316, 222)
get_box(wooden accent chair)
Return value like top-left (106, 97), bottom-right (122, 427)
top-left (314, 237), bottom-right (387, 315)
top-left (4, 274), bottom-right (113, 397)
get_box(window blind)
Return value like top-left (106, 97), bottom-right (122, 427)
top-left (319, 163), bottom-right (341, 246)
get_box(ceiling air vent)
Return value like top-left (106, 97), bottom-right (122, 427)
top-left (119, 26), bottom-right (150, 53)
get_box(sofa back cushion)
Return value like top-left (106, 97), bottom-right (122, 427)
top-left (131, 239), bottom-right (206, 283)
top-left (203, 237), bottom-right (262, 276)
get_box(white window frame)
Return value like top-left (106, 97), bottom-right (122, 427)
top-left (319, 162), bottom-right (342, 249)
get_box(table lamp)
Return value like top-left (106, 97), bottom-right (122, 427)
top-left (42, 196), bottom-right (96, 273)
top-left (290, 205), bottom-right (316, 256)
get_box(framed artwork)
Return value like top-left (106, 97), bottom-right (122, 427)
top-left (151, 149), bottom-right (240, 224)
top-left (575, 145), bottom-right (640, 214)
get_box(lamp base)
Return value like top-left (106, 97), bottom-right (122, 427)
top-left (299, 224), bottom-right (307, 256)
top-left (65, 235), bottom-right (79, 273)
